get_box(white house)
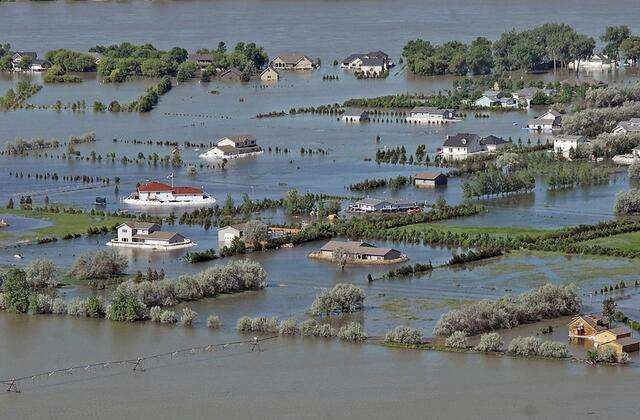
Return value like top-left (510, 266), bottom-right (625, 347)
top-left (474, 91), bottom-right (518, 108)
top-left (553, 135), bottom-right (589, 158)
top-left (341, 110), bottom-right (370, 123)
top-left (569, 53), bottom-right (612, 70)
top-left (348, 198), bottom-right (420, 213)
top-left (200, 135), bottom-right (263, 160)
top-left (341, 51), bottom-right (393, 70)
top-left (107, 221), bottom-right (194, 250)
top-left (270, 53), bottom-right (315, 70)
top-left (613, 118), bottom-right (640, 135)
top-left (217, 223), bottom-right (247, 243)
top-left (441, 133), bottom-right (484, 160)
top-left (526, 109), bottom-right (563, 132)
top-left (406, 107), bottom-right (457, 124)
top-left (124, 181), bottom-right (215, 206)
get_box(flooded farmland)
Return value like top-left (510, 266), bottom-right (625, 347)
top-left (2, 0), bottom-right (640, 418)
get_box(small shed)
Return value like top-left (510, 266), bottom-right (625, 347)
top-left (414, 172), bottom-right (447, 188)
top-left (600, 337), bottom-right (640, 356)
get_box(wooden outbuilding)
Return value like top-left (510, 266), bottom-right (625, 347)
top-left (567, 314), bottom-right (610, 338)
top-left (414, 172), bottom-right (447, 188)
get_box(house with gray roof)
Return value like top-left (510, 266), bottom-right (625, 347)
top-left (312, 240), bottom-right (406, 263)
top-left (526, 109), bottom-right (563, 132)
top-left (441, 133), bottom-right (484, 159)
top-left (341, 51), bottom-right (393, 72)
top-left (348, 198), bottom-right (420, 213)
top-left (613, 118), bottom-right (640, 135)
top-left (480, 135), bottom-right (509, 151)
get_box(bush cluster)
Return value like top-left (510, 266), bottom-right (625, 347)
top-left (384, 326), bottom-right (423, 345)
top-left (434, 283), bottom-right (581, 336)
top-left (308, 283), bottom-right (365, 316)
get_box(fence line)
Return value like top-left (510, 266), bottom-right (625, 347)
top-left (1, 335), bottom-right (278, 394)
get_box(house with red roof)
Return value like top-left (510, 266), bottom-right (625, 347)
top-left (123, 181), bottom-right (215, 207)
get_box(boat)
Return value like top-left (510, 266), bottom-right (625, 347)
top-left (0, 219), bottom-right (9, 228)
top-left (95, 197), bottom-right (107, 205)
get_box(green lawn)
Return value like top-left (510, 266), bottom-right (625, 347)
top-left (583, 231), bottom-right (640, 252)
top-left (391, 222), bottom-right (548, 238)
top-left (0, 208), bottom-right (127, 243)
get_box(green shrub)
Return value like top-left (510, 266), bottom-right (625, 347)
top-left (337, 322), bottom-right (367, 342)
top-left (474, 332), bottom-right (504, 352)
top-left (445, 331), bottom-right (469, 349)
top-left (384, 326), bottom-right (423, 344)
top-left (206, 314), bottom-right (221, 329)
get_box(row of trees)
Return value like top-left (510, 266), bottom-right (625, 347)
top-left (403, 23), bottom-right (598, 76)
top-left (563, 102), bottom-right (640, 137)
top-left (462, 167), bottom-right (535, 199)
top-left (433, 283), bottom-right (581, 336)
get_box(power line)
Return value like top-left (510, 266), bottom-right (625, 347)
top-left (1, 335), bottom-right (277, 394)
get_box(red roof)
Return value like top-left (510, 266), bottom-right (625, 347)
top-left (138, 181), bottom-right (203, 195)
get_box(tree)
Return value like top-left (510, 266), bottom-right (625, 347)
top-left (176, 61), bottom-right (197, 82)
top-left (25, 259), bottom-right (57, 288)
top-left (243, 220), bottom-right (269, 245)
top-left (332, 247), bottom-right (349, 270)
top-left (19, 56), bottom-right (33, 71)
top-left (6, 197), bottom-right (13, 209)
top-left (601, 25), bottom-right (630, 61)
top-left (620, 36), bottom-right (640, 65)
top-left (467, 37), bottom-right (494, 75)
top-left (1, 269), bottom-right (31, 313)
top-left (602, 297), bottom-right (617, 319)
top-left (222, 193), bottom-right (235, 215)
top-left (570, 34), bottom-right (596, 74)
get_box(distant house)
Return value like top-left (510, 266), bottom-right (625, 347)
top-left (567, 314), bottom-right (611, 337)
top-left (480, 135), bottom-right (508, 152)
top-left (526, 109), bottom-right (563, 132)
top-left (188, 53), bottom-right (214, 69)
top-left (414, 172), bottom-right (447, 188)
top-left (218, 223), bottom-right (247, 243)
top-left (341, 110), bottom-right (370, 123)
top-left (512, 87), bottom-right (554, 108)
top-left (11, 51), bottom-right (37, 65)
top-left (613, 118), bottom-right (640, 135)
top-left (107, 221), bottom-right (193, 249)
top-left (341, 51), bottom-right (393, 71)
top-left (474, 91), bottom-right (518, 108)
top-left (406, 107), bottom-right (457, 124)
top-left (218, 67), bottom-right (243, 82)
top-left (568, 53), bottom-right (612, 70)
top-left (200, 135), bottom-right (263, 160)
top-left (88, 52), bottom-right (103, 64)
top-left (312, 240), bottom-right (406, 263)
top-left (348, 198), bottom-right (420, 213)
top-left (270, 53), bottom-right (314, 70)
top-left (553, 135), bottom-right (589, 157)
top-left (29, 59), bottom-right (51, 72)
top-left (441, 133), bottom-right (484, 159)
top-left (260, 67), bottom-right (279, 82)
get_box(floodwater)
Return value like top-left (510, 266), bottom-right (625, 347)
top-left (2, 0), bottom-right (640, 418)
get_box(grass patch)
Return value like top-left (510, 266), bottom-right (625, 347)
top-left (0, 208), bottom-right (127, 242)
top-left (390, 222), bottom-right (548, 239)
top-left (582, 231), bottom-right (640, 252)
top-left (379, 297), bottom-right (471, 321)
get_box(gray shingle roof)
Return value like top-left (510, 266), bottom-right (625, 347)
top-left (443, 133), bottom-right (480, 148)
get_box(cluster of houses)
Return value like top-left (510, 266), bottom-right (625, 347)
top-left (8, 51), bottom-right (52, 72)
top-left (107, 221), bottom-right (194, 250)
top-left (310, 240), bottom-right (407, 265)
top-left (341, 51), bottom-right (394, 76)
top-left (474, 88), bottom-right (554, 109)
top-left (568, 314), bottom-right (640, 357)
top-left (199, 135), bottom-right (263, 160)
top-left (187, 52), bottom-right (317, 83)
